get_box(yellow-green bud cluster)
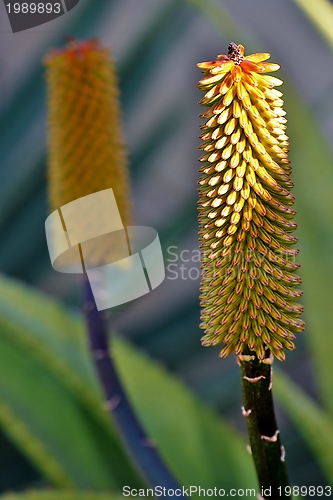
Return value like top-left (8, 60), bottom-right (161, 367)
top-left (45, 40), bottom-right (131, 267)
top-left (198, 43), bottom-right (304, 361)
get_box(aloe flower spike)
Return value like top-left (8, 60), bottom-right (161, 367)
top-left (197, 42), bottom-right (304, 363)
top-left (197, 43), bottom-right (306, 497)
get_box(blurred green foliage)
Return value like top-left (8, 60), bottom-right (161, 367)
top-left (1, 493), bottom-right (132, 500)
top-left (0, 274), bottom-right (256, 497)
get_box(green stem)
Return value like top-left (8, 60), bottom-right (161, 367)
top-left (240, 353), bottom-right (290, 500)
top-left (83, 277), bottom-right (185, 497)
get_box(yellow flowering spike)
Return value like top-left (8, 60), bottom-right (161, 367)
top-left (45, 40), bottom-right (131, 267)
top-left (197, 43), bottom-right (304, 362)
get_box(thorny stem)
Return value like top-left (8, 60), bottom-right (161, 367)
top-left (239, 351), bottom-right (290, 500)
top-left (82, 277), bottom-right (185, 497)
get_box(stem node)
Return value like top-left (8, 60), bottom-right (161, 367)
top-left (240, 353), bottom-right (290, 498)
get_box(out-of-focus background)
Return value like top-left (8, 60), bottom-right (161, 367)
top-left (0, 0), bottom-right (333, 497)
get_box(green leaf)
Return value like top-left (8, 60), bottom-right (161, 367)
top-left (113, 338), bottom-right (257, 493)
top-left (0, 273), bottom-right (256, 494)
top-left (283, 87), bottom-right (333, 417)
top-left (274, 370), bottom-right (333, 484)
top-left (0, 492), bottom-right (131, 500)
top-left (291, 0), bottom-right (333, 51)
top-left (0, 275), bottom-right (142, 490)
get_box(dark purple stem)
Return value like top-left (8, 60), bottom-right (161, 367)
top-left (83, 277), bottom-right (185, 496)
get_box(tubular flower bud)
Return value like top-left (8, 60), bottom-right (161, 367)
top-left (45, 40), bottom-right (131, 265)
top-left (197, 43), bottom-right (304, 361)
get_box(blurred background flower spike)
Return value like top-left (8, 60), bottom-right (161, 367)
top-left (46, 38), bottom-right (185, 496)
